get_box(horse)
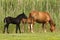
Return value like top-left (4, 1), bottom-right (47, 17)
top-left (28, 11), bottom-right (55, 33)
top-left (3, 12), bottom-right (27, 33)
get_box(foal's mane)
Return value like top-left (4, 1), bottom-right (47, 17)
top-left (16, 13), bottom-right (24, 18)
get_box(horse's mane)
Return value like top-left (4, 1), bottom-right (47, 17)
top-left (16, 13), bottom-right (24, 18)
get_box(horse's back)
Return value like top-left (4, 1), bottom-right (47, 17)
top-left (4, 17), bottom-right (14, 23)
top-left (39, 12), bottom-right (51, 21)
top-left (29, 11), bottom-right (51, 23)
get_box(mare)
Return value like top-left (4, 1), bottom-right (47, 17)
top-left (28, 11), bottom-right (55, 32)
top-left (3, 12), bottom-right (27, 33)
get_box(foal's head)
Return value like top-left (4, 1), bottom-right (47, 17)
top-left (22, 12), bottom-right (27, 19)
top-left (16, 12), bottom-right (27, 19)
top-left (20, 12), bottom-right (27, 24)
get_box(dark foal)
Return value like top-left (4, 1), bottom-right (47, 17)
top-left (3, 12), bottom-right (27, 33)
top-left (28, 11), bottom-right (55, 32)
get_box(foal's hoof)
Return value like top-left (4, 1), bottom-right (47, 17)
top-left (16, 32), bottom-right (17, 33)
top-left (3, 31), bottom-right (5, 33)
top-left (19, 32), bottom-right (21, 33)
top-left (7, 32), bottom-right (9, 34)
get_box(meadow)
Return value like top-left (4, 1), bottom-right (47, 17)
top-left (0, 32), bottom-right (60, 40)
top-left (0, 0), bottom-right (60, 40)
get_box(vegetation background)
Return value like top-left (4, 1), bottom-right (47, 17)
top-left (0, 0), bottom-right (60, 40)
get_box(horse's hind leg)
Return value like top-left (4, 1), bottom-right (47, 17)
top-left (3, 23), bottom-right (9, 33)
top-left (3, 24), bottom-right (6, 33)
top-left (6, 24), bottom-right (9, 33)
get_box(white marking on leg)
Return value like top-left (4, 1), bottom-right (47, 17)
top-left (22, 26), bottom-right (24, 33)
top-left (31, 24), bottom-right (34, 33)
top-left (28, 24), bottom-right (30, 32)
top-left (44, 29), bottom-right (46, 32)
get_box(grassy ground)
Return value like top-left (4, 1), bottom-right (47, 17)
top-left (0, 32), bottom-right (60, 40)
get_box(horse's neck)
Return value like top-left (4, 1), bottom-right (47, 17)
top-left (16, 16), bottom-right (22, 20)
top-left (49, 19), bottom-right (54, 25)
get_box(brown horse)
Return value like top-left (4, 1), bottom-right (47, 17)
top-left (21, 17), bottom-right (34, 33)
top-left (21, 18), bottom-right (27, 33)
top-left (28, 11), bottom-right (55, 32)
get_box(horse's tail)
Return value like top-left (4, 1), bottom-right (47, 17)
top-left (4, 18), bottom-right (6, 23)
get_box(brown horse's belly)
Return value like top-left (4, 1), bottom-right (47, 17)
top-left (36, 16), bottom-right (50, 23)
top-left (35, 19), bottom-right (46, 23)
top-left (37, 13), bottom-right (50, 23)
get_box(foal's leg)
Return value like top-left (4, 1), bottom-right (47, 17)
top-left (6, 24), bottom-right (9, 33)
top-left (16, 24), bottom-right (18, 33)
top-left (16, 24), bottom-right (21, 33)
top-left (18, 24), bottom-right (21, 33)
top-left (42, 23), bottom-right (46, 32)
top-left (28, 24), bottom-right (34, 33)
top-left (3, 24), bottom-right (6, 33)
top-left (3, 23), bottom-right (9, 33)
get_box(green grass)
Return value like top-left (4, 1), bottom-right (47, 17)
top-left (0, 32), bottom-right (60, 40)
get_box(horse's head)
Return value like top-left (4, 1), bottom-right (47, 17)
top-left (50, 21), bottom-right (56, 32)
top-left (21, 12), bottom-right (27, 19)
top-left (19, 12), bottom-right (27, 24)
top-left (16, 12), bottom-right (27, 19)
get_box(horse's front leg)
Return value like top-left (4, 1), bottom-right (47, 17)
top-left (30, 23), bottom-right (34, 33)
top-left (28, 23), bottom-right (34, 33)
top-left (16, 24), bottom-right (21, 33)
top-left (21, 23), bottom-right (25, 33)
top-left (42, 23), bottom-right (46, 32)
top-left (18, 24), bottom-right (21, 33)
top-left (28, 24), bottom-right (31, 32)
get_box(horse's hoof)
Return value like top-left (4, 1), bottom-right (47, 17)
top-left (16, 32), bottom-right (17, 33)
top-left (3, 31), bottom-right (5, 33)
top-left (19, 32), bottom-right (21, 33)
top-left (44, 30), bottom-right (47, 33)
top-left (7, 32), bottom-right (9, 34)
top-left (3, 32), bottom-right (5, 33)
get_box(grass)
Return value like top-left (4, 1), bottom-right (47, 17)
top-left (0, 32), bottom-right (60, 40)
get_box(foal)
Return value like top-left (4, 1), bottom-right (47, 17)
top-left (3, 12), bottom-right (27, 33)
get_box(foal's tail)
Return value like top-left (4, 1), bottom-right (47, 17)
top-left (4, 18), bottom-right (7, 23)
